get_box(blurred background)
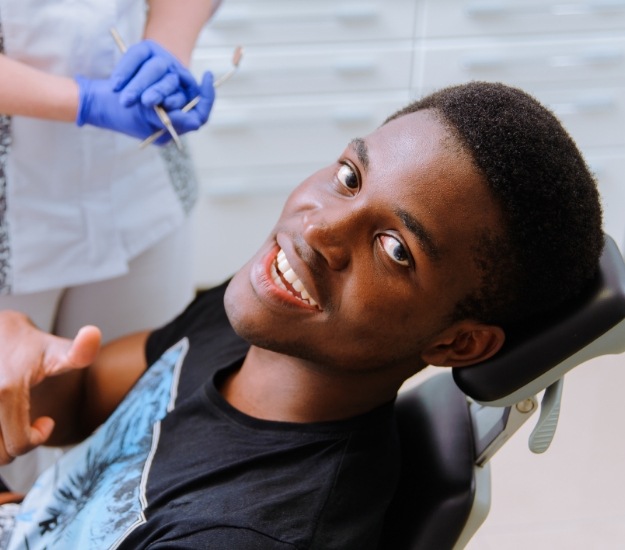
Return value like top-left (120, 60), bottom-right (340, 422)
top-left (187, 1), bottom-right (625, 548)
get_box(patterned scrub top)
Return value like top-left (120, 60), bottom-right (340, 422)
top-left (0, 0), bottom-right (198, 295)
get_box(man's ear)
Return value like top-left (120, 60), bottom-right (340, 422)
top-left (420, 322), bottom-right (505, 367)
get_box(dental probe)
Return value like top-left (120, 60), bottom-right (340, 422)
top-left (110, 27), bottom-right (183, 151)
top-left (139, 45), bottom-right (244, 149)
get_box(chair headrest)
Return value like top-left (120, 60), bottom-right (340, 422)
top-left (453, 234), bottom-right (625, 405)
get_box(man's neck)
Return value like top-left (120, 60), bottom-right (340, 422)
top-left (219, 345), bottom-right (409, 423)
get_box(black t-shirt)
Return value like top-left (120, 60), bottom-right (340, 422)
top-left (7, 282), bottom-right (400, 550)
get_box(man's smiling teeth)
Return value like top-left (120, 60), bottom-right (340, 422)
top-left (272, 249), bottom-right (319, 308)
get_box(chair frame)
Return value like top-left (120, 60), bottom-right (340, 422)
top-left (380, 235), bottom-right (625, 549)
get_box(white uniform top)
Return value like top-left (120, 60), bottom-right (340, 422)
top-left (0, 0), bottom-right (197, 294)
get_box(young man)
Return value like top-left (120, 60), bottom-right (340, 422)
top-left (0, 82), bottom-right (603, 549)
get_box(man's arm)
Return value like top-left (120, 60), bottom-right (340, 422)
top-left (144, 0), bottom-right (223, 65)
top-left (76, 330), bottom-right (151, 437)
top-left (0, 310), bottom-right (149, 462)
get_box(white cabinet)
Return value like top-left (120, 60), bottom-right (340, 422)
top-left (196, 1), bottom-right (418, 45)
top-left (418, 36), bottom-right (625, 90)
top-left (422, 0), bottom-right (625, 37)
top-left (189, 0), bottom-right (625, 287)
top-left (414, 1), bottom-right (625, 256)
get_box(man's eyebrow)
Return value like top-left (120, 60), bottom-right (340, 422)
top-left (349, 137), bottom-right (369, 171)
top-left (396, 208), bottom-right (441, 261)
top-left (349, 137), bottom-right (439, 260)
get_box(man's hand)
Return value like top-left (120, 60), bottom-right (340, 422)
top-left (0, 311), bottom-right (101, 464)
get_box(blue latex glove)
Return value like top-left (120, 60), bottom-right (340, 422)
top-left (75, 75), bottom-right (166, 141)
top-left (111, 40), bottom-right (212, 112)
top-left (75, 71), bottom-right (215, 144)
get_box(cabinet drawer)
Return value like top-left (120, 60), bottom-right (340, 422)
top-left (539, 87), bottom-right (625, 149)
top-left (199, 0), bottom-right (418, 46)
top-left (195, 162), bottom-right (320, 198)
top-left (193, 42), bottom-right (414, 97)
top-left (417, 84), bottom-right (625, 149)
top-left (422, 0), bottom-right (625, 38)
top-left (188, 92), bottom-right (411, 173)
top-left (418, 36), bottom-right (625, 89)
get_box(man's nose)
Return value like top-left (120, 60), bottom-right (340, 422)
top-left (302, 209), bottom-right (352, 271)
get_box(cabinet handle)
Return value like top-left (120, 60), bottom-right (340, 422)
top-left (211, 109), bottom-right (375, 129)
top-left (211, 4), bottom-right (381, 28)
top-left (549, 48), bottom-right (624, 67)
top-left (202, 184), bottom-right (290, 199)
top-left (559, 1), bottom-right (625, 15)
top-left (335, 5), bottom-right (380, 23)
top-left (465, 3), bottom-right (508, 17)
top-left (211, 113), bottom-right (250, 130)
top-left (462, 48), bottom-right (623, 71)
top-left (332, 108), bottom-right (374, 123)
top-left (462, 54), bottom-right (506, 70)
top-left (552, 95), bottom-right (617, 114)
top-left (466, 1), bottom-right (625, 17)
top-left (333, 58), bottom-right (377, 75)
top-left (211, 8), bottom-right (251, 28)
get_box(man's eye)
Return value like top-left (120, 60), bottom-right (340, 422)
top-left (379, 235), bottom-right (411, 267)
top-left (337, 163), bottom-right (359, 191)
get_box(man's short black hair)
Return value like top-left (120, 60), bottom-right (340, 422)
top-left (385, 81), bottom-right (604, 328)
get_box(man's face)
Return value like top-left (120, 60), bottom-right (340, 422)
top-left (224, 110), bottom-right (501, 372)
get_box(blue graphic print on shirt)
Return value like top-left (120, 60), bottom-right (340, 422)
top-left (6, 339), bottom-right (189, 550)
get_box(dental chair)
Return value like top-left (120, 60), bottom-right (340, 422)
top-left (380, 234), bottom-right (625, 549)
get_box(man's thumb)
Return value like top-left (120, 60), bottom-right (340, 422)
top-left (65, 325), bottom-right (102, 368)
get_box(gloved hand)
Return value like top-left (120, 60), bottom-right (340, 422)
top-left (111, 39), bottom-right (202, 111)
top-left (75, 75), bottom-right (167, 141)
top-left (76, 71), bottom-right (214, 144)
top-left (76, 40), bottom-right (216, 144)
top-left (159, 71), bottom-right (215, 136)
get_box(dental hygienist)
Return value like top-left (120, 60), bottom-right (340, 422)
top-left (0, 0), bottom-right (223, 493)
